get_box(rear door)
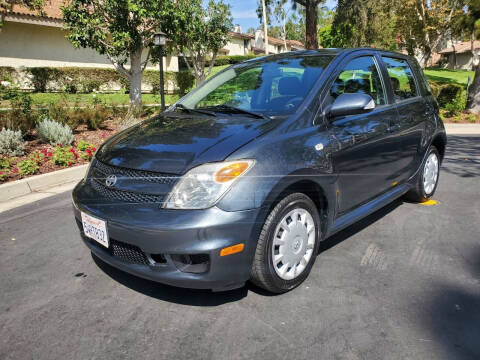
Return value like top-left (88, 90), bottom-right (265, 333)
top-left (323, 54), bottom-right (399, 214)
top-left (380, 56), bottom-right (426, 182)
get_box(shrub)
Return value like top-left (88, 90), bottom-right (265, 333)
top-left (0, 88), bottom-right (36, 132)
top-left (175, 71), bottom-right (195, 95)
top-left (17, 158), bottom-right (39, 175)
top-left (28, 68), bottom-right (61, 92)
top-left (77, 140), bottom-right (94, 151)
top-left (53, 146), bottom-right (77, 167)
top-left (0, 169), bottom-right (8, 181)
top-left (0, 157), bottom-right (11, 169)
top-left (0, 128), bottom-right (25, 156)
top-left (37, 117), bottom-right (74, 146)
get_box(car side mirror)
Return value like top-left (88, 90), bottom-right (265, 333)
top-left (327, 93), bottom-right (376, 119)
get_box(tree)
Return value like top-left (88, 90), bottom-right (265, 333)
top-left (261, 0), bottom-right (269, 54)
top-left (332, 0), bottom-right (398, 49)
top-left (62, 0), bottom-right (170, 109)
top-left (454, 0), bottom-right (480, 112)
top-left (273, 0), bottom-right (291, 50)
top-left (395, 0), bottom-right (464, 67)
top-left (164, 0), bottom-right (232, 85)
top-left (292, 0), bottom-right (325, 49)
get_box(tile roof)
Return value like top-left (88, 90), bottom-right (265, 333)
top-left (10, 0), bottom-right (65, 19)
top-left (439, 41), bottom-right (480, 54)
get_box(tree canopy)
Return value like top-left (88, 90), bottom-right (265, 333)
top-left (163, 0), bottom-right (232, 85)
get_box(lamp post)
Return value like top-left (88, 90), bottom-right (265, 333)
top-left (154, 30), bottom-right (167, 111)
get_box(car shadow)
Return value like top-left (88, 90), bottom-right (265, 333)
top-left (92, 253), bottom-right (249, 306)
top-left (420, 245), bottom-right (480, 359)
top-left (442, 135), bottom-right (480, 178)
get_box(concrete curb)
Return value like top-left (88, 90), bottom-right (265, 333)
top-left (0, 164), bottom-right (88, 203)
top-left (445, 123), bottom-right (480, 135)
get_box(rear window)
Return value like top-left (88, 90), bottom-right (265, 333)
top-left (382, 57), bottom-right (418, 102)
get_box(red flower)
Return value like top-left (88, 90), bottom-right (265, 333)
top-left (13, 167), bottom-right (19, 174)
top-left (41, 149), bottom-right (47, 155)
top-left (47, 152), bottom-right (53, 157)
top-left (101, 133), bottom-right (106, 138)
top-left (92, 147), bottom-right (96, 152)
top-left (58, 143), bottom-right (63, 147)
top-left (0, 171), bottom-right (3, 175)
top-left (67, 161), bottom-right (72, 166)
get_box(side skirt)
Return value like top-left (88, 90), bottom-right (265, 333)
top-left (328, 184), bottom-right (410, 237)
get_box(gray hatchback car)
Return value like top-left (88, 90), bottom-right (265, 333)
top-left (73, 49), bottom-right (446, 293)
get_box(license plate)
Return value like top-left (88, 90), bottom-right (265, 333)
top-left (81, 212), bottom-right (109, 248)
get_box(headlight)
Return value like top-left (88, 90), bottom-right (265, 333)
top-left (163, 160), bottom-right (255, 209)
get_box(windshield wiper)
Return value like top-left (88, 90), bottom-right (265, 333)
top-left (199, 105), bottom-right (268, 120)
top-left (173, 104), bottom-right (217, 117)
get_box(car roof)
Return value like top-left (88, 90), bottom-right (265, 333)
top-left (247, 48), bottom-right (412, 62)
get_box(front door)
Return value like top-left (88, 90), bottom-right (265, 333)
top-left (324, 55), bottom-right (399, 214)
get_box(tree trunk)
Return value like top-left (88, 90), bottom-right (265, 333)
top-left (262, 0), bottom-right (269, 54)
top-left (467, 65), bottom-right (480, 114)
top-left (129, 48), bottom-right (143, 109)
top-left (305, 0), bottom-right (318, 49)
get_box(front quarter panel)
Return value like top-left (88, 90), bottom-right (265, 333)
top-left (216, 112), bottom-right (337, 216)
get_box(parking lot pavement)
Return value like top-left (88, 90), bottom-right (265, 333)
top-left (1, 135), bottom-right (479, 360)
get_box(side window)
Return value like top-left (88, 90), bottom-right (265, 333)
top-left (382, 57), bottom-right (418, 101)
top-left (330, 56), bottom-right (386, 106)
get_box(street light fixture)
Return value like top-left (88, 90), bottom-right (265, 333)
top-left (154, 30), bottom-right (167, 111)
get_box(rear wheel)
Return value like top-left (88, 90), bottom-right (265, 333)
top-left (405, 146), bottom-right (440, 202)
top-left (250, 193), bottom-right (321, 293)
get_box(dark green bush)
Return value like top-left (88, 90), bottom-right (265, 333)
top-left (175, 71), bottom-right (195, 95)
top-left (206, 54), bottom-right (258, 66)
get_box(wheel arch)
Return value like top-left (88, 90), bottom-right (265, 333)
top-left (255, 176), bottom-right (332, 240)
top-left (432, 133), bottom-right (447, 163)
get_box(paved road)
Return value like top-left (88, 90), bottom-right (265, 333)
top-left (1, 136), bottom-right (479, 360)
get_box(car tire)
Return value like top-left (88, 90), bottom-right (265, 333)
top-left (250, 193), bottom-right (321, 293)
top-left (405, 146), bottom-right (441, 202)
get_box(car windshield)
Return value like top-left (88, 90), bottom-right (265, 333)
top-left (179, 55), bottom-right (335, 117)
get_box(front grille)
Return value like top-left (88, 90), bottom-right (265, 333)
top-left (91, 178), bottom-right (164, 204)
top-left (110, 238), bottom-right (149, 265)
top-left (93, 160), bottom-right (178, 184)
top-left (90, 160), bottom-right (177, 204)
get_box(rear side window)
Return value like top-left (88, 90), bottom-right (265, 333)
top-left (330, 56), bottom-right (386, 106)
top-left (382, 57), bottom-right (418, 101)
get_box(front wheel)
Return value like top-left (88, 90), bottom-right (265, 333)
top-left (250, 193), bottom-right (321, 293)
top-left (405, 146), bottom-right (441, 202)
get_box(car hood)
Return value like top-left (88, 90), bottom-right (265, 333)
top-left (96, 113), bottom-right (278, 174)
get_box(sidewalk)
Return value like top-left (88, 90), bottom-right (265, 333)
top-left (444, 123), bottom-right (480, 135)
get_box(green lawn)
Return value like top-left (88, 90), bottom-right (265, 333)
top-left (207, 65), bottom-right (230, 79)
top-left (424, 68), bottom-right (475, 86)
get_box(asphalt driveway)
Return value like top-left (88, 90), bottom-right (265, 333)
top-left (1, 135), bottom-right (479, 360)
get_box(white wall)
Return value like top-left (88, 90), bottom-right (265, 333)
top-left (0, 21), bottom-right (178, 72)
top-left (445, 53), bottom-right (473, 70)
top-left (224, 37), bottom-right (248, 56)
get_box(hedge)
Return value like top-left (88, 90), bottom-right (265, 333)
top-left (0, 67), bottom-right (195, 95)
top-left (179, 54), bottom-right (259, 70)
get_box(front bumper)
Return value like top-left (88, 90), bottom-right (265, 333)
top-left (72, 181), bottom-right (261, 291)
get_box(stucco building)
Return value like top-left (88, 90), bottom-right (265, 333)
top-left (438, 41), bottom-right (480, 70)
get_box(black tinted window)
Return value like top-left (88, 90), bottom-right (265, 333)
top-left (382, 57), bottom-right (418, 101)
top-left (330, 56), bottom-right (386, 106)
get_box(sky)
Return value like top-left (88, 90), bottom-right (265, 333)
top-left (223, 0), bottom-right (338, 32)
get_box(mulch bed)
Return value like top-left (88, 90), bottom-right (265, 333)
top-left (1, 119), bottom-right (122, 184)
